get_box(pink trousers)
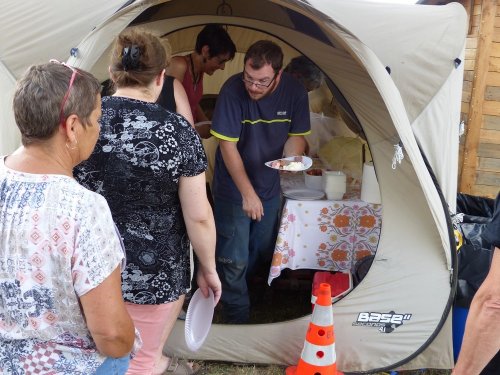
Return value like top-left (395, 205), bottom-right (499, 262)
top-left (125, 302), bottom-right (180, 375)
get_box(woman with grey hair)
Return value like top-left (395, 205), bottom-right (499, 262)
top-left (0, 61), bottom-right (135, 374)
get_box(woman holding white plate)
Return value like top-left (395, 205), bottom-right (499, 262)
top-left (75, 28), bottom-right (220, 375)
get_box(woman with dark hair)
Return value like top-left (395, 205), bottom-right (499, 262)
top-left (75, 28), bottom-right (220, 375)
top-left (156, 39), bottom-right (194, 125)
top-left (167, 24), bottom-right (236, 137)
top-left (0, 61), bottom-right (135, 374)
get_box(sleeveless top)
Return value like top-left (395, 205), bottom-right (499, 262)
top-left (181, 55), bottom-right (204, 123)
top-left (157, 75), bottom-right (176, 112)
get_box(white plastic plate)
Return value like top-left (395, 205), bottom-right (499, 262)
top-left (184, 288), bottom-right (215, 351)
top-left (283, 188), bottom-right (325, 200)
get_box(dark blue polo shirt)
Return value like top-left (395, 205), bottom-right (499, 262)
top-left (211, 72), bottom-right (311, 203)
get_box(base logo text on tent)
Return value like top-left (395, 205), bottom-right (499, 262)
top-left (352, 311), bottom-right (412, 333)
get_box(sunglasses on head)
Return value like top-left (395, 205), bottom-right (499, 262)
top-left (50, 59), bottom-right (79, 126)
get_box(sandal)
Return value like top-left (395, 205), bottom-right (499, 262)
top-left (163, 356), bottom-right (201, 375)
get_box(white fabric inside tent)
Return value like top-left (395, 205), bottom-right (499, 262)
top-left (0, 0), bottom-right (467, 372)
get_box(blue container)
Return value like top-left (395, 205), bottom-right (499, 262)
top-left (452, 306), bottom-right (469, 362)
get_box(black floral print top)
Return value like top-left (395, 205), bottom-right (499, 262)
top-left (75, 96), bottom-right (207, 304)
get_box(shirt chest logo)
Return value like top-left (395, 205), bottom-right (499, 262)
top-left (277, 110), bottom-right (287, 116)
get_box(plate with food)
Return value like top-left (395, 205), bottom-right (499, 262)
top-left (265, 156), bottom-right (312, 171)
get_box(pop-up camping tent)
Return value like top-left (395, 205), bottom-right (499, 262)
top-left (0, 0), bottom-right (467, 373)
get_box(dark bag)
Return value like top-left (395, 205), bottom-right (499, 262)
top-left (456, 193), bottom-right (495, 219)
top-left (454, 193), bottom-right (495, 307)
top-left (455, 244), bottom-right (492, 308)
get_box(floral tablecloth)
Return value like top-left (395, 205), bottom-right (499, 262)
top-left (268, 199), bottom-right (382, 284)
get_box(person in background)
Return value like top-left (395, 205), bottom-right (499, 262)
top-left (0, 61), bottom-right (135, 374)
top-left (284, 55), bottom-right (324, 156)
top-left (102, 63), bottom-right (194, 126)
top-left (156, 39), bottom-right (197, 323)
top-left (156, 72), bottom-right (194, 125)
top-left (168, 25), bottom-right (236, 285)
top-left (284, 55), bottom-right (324, 93)
top-left (286, 56), bottom-right (364, 141)
top-left (210, 40), bottom-right (311, 324)
top-left (167, 24), bottom-right (236, 138)
top-left (453, 191), bottom-right (500, 375)
top-left (74, 28), bottom-right (220, 375)
top-left (156, 38), bottom-right (194, 125)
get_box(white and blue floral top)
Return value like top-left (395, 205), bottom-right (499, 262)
top-left (0, 157), bottom-right (124, 374)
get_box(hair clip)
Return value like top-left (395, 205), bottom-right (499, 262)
top-left (122, 45), bottom-right (141, 71)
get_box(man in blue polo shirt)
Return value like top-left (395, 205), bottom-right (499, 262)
top-left (210, 40), bottom-right (311, 323)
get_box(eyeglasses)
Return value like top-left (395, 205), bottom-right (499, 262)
top-left (50, 59), bottom-right (79, 126)
top-left (242, 71), bottom-right (277, 89)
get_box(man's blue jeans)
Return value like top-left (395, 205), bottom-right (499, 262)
top-left (94, 355), bottom-right (130, 375)
top-left (214, 195), bottom-right (281, 323)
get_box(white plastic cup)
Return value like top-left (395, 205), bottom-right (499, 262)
top-left (322, 170), bottom-right (346, 200)
top-left (304, 169), bottom-right (323, 191)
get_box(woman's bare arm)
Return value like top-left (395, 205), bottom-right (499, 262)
top-left (80, 266), bottom-right (135, 358)
top-left (453, 248), bottom-right (500, 374)
top-left (173, 78), bottom-right (194, 126)
top-left (167, 56), bottom-right (187, 83)
top-left (178, 173), bottom-right (221, 304)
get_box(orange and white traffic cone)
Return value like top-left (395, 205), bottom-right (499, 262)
top-left (286, 283), bottom-right (341, 375)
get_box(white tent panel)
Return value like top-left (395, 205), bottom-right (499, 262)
top-left (315, 33), bottom-right (453, 370)
top-left (0, 0), bottom-right (128, 155)
top-left (167, 317), bottom-right (310, 365)
top-left (0, 62), bottom-right (19, 155)
top-left (402, 314), bottom-right (454, 371)
top-left (412, 49), bottom-right (465, 213)
top-left (1, 0), bottom-right (127, 79)
top-left (307, 0), bottom-right (467, 123)
top-left (69, 2), bottom-right (166, 79)
top-left (308, 0), bottom-right (467, 212)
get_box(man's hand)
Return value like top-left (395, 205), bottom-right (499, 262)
top-left (242, 191), bottom-right (264, 221)
top-left (219, 140), bottom-right (264, 221)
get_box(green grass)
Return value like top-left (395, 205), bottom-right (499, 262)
top-left (198, 362), bottom-right (284, 374)
top-left (195, 362), bottom-right (451, 374)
